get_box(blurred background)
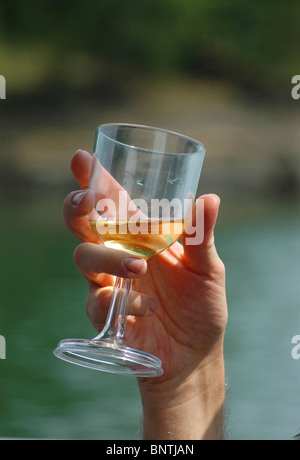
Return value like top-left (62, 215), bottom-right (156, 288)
top-left (0, 0), bottom-right (299, 440)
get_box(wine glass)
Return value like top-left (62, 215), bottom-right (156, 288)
top-left (54, 123), bottom-right (205, 377)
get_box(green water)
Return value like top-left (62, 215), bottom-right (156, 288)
top-left (0, 197), bottom-right (299, 440)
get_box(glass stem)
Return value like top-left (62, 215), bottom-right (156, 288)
top-left (92, 277), bottom-right (132, 344)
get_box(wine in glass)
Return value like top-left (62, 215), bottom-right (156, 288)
top-left (54, 123), bottom-right (205, 377)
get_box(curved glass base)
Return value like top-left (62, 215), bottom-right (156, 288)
top-left (53, 338), bottom-right (163, 377)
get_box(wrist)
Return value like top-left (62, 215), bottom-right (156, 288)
top-left (138, 348), bottom-right (226, 440)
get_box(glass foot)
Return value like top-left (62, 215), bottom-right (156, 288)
top-left (53, 338), bottom-right (163, 377)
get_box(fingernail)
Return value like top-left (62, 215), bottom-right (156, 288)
top-left (73, 149), bottom-right (87, 156)
top-left (211, 193), bottom-right (221, 203)
top-left (72, 191), bottom-right (86, 206)
top-left (124, 257), bottom-right (146, 274)
top-left (148, 298), bottom-right (159, 314)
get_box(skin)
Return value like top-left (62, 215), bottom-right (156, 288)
top-left (63, 149), bottom-right (228, 440)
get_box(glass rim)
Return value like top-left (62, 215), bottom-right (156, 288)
top-left (96, 123), bottom-right (206, 156)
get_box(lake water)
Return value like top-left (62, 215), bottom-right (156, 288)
top-left (0, 197), bottom-right (299, 440)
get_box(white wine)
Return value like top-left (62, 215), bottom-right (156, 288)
top-left (90, 219), bottom-right (185, 259)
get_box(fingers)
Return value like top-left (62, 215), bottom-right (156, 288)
top-left (63, 150), bottom-right (99, 242)
top-left (86, 284), bottom-right (158, 333)
top-left (198, 193), bottom-right (221, 249)
top-left (182, 194), bottom-right (225, 277)
top-left (74, 243), bottom-right (148, 280)
top-left (63, 190), bottom-right (99, 243)
top-left (71, 149), bottom-right (92, 189)
top-left (64, 149), bottom-right (138, 242)
top-left (73, 243), bottom-right (157, 331)
top-left (67, 149), bottom-right (160, 332)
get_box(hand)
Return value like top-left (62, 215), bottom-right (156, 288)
top-left (64, 149), bottom-right (228, 439)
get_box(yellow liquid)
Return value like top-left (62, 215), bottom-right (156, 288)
top-left (90, 219), bottom-right (184, 259)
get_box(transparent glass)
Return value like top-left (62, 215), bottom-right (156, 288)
top-left (54, 123), bottom-right (205, 377)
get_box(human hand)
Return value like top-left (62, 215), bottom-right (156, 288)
top-left (64, 149), bottom-right (228, 439)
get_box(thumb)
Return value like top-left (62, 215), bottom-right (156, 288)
top-left (182, 194), bottom-right (223, 275)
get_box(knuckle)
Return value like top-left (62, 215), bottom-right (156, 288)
top-left (73, 242), bottom-right (88, 267)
